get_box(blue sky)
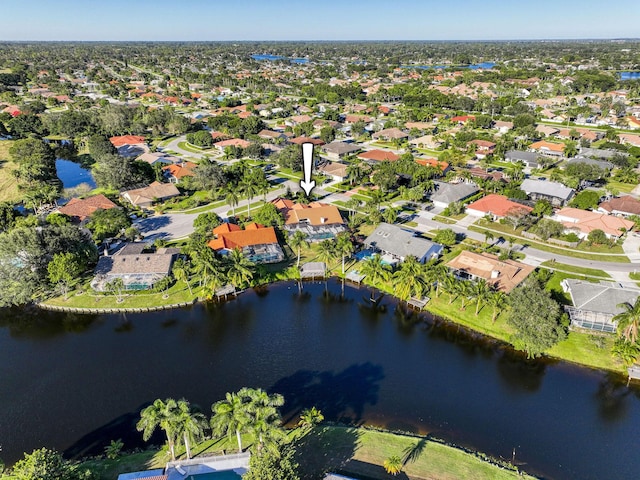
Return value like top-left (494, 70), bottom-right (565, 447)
top-left (2, 0), bottom-right (639, 41)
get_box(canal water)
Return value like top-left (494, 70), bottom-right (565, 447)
top-left (56, 159), bottom-right (96, 190)
top-left (0, 280), bottom-right (639, 479)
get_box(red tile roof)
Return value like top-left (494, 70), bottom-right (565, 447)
top-left (162, 162), bottom-right (197, 179)
top-left (529, 140), bottom-right (564, 153)
top-left (357, 150), bottom-right (400, 162)
top-left (208, 223), bottom-right (279, 251)
top-left (109, 135), bottom-right (146, 147)
top-left (451, 115), bottom-right (476, 123)
top-left (214, 138), bottom-right (251, 149)
top-left (57, 194), bottom-right (118, 222)
top-left (415, 157), bottom-right (449, 171)
top-left (289, 137), bottom-right (325, 145)
top-left (467, 194), bottom-right (533, 218)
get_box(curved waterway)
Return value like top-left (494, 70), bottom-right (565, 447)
top-left (1, 280), bottom-right (639, 479)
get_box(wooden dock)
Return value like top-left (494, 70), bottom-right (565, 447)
top-left (407, 296), bottom-right (430, 310)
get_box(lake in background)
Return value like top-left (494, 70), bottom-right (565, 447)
top-left (619, 71), bottom-right (640, 80)
top-left (1, 280), bottom-right (639, 480)
top-left (251, 54), bottom-right (309, 64)
top-left (56, 159), bottom-right (96, 190)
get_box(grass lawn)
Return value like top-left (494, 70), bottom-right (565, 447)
top-left (0, 140), bottom-right (22, 203)
top-left (177, 141), bottom-right (214, 154)
top-left (433, 215), bottom-right (457, 224)
top-left (296, 425), bottom-right (535, 480)
top-left (548, 331), bottom-right (622, 372)
top-left (540, 261), bottom-right (611, 279)
top-left (606, 180), bottom-right (637, 194)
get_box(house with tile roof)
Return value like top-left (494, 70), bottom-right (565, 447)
top-left (468, 139), bottom-right (496, 158)
top-left (214, 138), bottom-right (251, 151)
top-left (372, 128), bottom-right (408, 141)
top-left (109, 135), bottom-right (148, 158)
top-left (446, 250), bottom-right (534, 293)
top-left (317, 161), bottom-right (348, 182)
top-left (598, 196), bottom-right (640, 217)
top-left (466, 194), bottom-right (533, 220)
top-left (272, 198), bottom-right (346, 241)
top-left (162, 162), bottom-right (197, 184)
top-left (553, 207), bottom-right (634, 239)
top-left (321, 141), bottom-right (362, 160)
top-left (415, 157), bottom-right (449, 173)
top-left (121, 182), bottom-right (180, 208)
top-left (562, 279), bottom-right (640, 332)
top-left (208, 223), bottom-right (284, 264)
top-left (409, 134), bottom-right (442, 150)
top-left (357, 149), bottom-right (400, 163)
top-left (289, 136), bottom-right (325, 146)
top-left (528, 140), bottom-right (565, 157)
top-left (56, 194), bottom-right (118, 223)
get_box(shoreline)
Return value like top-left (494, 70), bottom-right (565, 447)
top-left (38, 276), bottom-right (626, 375)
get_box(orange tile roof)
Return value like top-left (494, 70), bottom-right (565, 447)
top-left (451, 115), bottom-right (476, 123)
top-left (162, 162), bottom-right (196, 179)
top-left (289, 137), bottom-right (325, 145)
top-left (415, 157), bottom-right (449, 171)
top-left (208, 223), bottom-right (278, 251)
top-left (276, 201), bottom-right (344, 226)
top-left (109, 135), bottom-right (146, 147)
top-left (57, 194), bottom-right (117, 222)
top-left (357, 150), bottom-right (400, 162)
top-left (214, 138), bottom-right (251, 148)
top-left (446, 251), bottom-right (534, 293)
top-left (556, 207), bottom-right (634, 237)
top-left (529, 140), bottom-right (564, 153)
top-left (467, 194), bottom-right (533, 218)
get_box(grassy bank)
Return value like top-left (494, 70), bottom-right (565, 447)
top-left (76, 425), bottom-right (535, 480)
top-left (0, 140), bottom-right (22, 203)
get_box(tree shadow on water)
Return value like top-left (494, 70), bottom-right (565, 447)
top-left (269, 362), bottom-right (384, 426)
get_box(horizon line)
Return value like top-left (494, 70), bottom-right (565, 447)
top-left (1, 38), bottom-right (639, 43)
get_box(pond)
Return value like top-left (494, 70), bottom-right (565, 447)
top-left (56, 159), bottom-right (96, 190)
top-left (1, 280), bottom-right (639, 480)
top-left (251, 54), bottom-right (309, 64)
top-left (619, 71), bottom-right (640, 81)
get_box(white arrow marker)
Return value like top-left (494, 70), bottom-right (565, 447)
top-left (300, 142), bottom-right (316, 196)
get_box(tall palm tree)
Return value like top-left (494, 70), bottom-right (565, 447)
top-left (225, 189), bottom-right (239, 217)
top-left (471, 279), bottom-right (492, 316)
top-left (172, 258), bottom-right (192, 295)
top-left (174, 399), bottom-right (207, 460)
top-left (457, 281), bottom-right (473, 310)
top-left (137, 398), bottom-right (180, 461)
top-left (425, 262), bottom-right (449, 298)
top-left (242, 388), bottom-right (285, 454)
top-left (211, 391), bottom-right (251, 453)
top-left (288, 230), bottom-right (309, 268)
top-left (441, 273), bottom-right (459, 305)
top-left (336, 233), bottom-right (355, 275)
top-left (316, 240), bottom-right (337, 268)
top-left (298, 406), bottom-right (324, 430)
top-left (241, 177), bottom-right (259, 217)
top-left (613, 297), bottom-right (640, 344)
top-left (359, 254), bottom-right (392, 286)
top-left (392, 256), bottom-right (427, 300)
top-left (487, 290), bottom-right (507, 323)
top-left (223, 248), bottom-right (255, 288)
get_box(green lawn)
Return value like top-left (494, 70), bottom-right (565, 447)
top-left (433, 215), bottom-right (457, 224)
top-left (0, 140), bottom-right (22, 203)
top-left (177, 141), bottom-right (214, 154)
top-left (540, 261), bottom-right (611, 279)
top-left (606, 180), bottom-right (637, 194)
top-left (548, 331), bottom-right (621, 372)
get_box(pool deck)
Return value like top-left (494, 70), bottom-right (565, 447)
top-left (165, 452), bottom-right (250, 480)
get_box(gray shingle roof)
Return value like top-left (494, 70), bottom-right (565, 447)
top-left (364, 223), bottom-right (442, 260)
top-left (565, 156), bottom-right (614, 170)
top-left (430, 181), bottom-right (479, 204)
top-left (564, 279), bottom-right (640, 315)
top-left (505, 150), bottom-right (539, 167)
top-left (520, 179), bottom-right (574, 201)
top-left (321, 141), bottom-right (362, 155)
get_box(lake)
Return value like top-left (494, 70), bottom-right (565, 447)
top-left (1, 280), bottom-right (639, 479)
top-left (619, 71), bottom-right (640, 80)
top-left (400, 62), bottom-right (496, 70)
top-left (56, 159), bottom-right (96, 190)
top-left (251, 54), bottom-right (309, 64)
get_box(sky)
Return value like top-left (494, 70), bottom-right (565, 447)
top-left (2, 0), bottom-right (639, 41)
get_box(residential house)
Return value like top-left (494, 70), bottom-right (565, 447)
top-left (136, 152), bottom-right (177, 166)
top-left (213, 138), bottom-right (251, 152)
top-left (372, 128), bottom-right (408, 141)
top-left (357, 149), bottom-right (400, 163)
top-left (364, 222), bottom-right (443, 264)
top-left (618, 133), bottom-right (640, 147)
top-left (562, 279), bottom-right (640, 332)
top-left (122, 182), bottom-right (180, 208)
top-left (598, 196), bottom-right (640, 217)
top-left (578, 147), bottom-right (628, 161)
top-left (430, 181), bottom-right (479, 209)
top-left (409, 134), bottom-right (443, 150)
top-left (109, 135), bottom-right (148, 157)
top-left (504, 150), bottom-right (541, 169)
top-left (272, 198), bottom-right (346, 241)
top-left (56, 194), bottom-right (118, 223)
top-left (321, 141), bottom-right (362, 160)
top-left (207, 222), bottom-right (284, 264)
top-left (415, 157), bottom-right (450, 173)
top-left (528, 140), bottom-right (565, 157)
top-left (493, 120), bottom-right (514, 134)
top-left (553, 207), bottom-right (634, 239)
top-left (446, 250), bottom-right (534, 293)
top-left (318, 161), bottom-right (348, 182)
top-left (564, 156), bottom-right (614, 171)
top-left (91, 243), bottom-right (178, 292)
top-left (468, 139), bottom-right (496, 159)
top-left (258, 129), bottom-right (287, 141)
top-left (466, 194), bottom-right (533, 220)
top-left (162, 162), bottom-right (197, 184)
top-left (285, 114), bottom-right (313, 127)
top-left (289, 136), bottom-right (325, 146)
top-left (519, 179), bottom-right (574, 206)
top-left (450, 115), bottom-right (475, 125)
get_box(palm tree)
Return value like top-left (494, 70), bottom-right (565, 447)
top-left (487, 290), bottom-right (507, 323)
top-left (383, 455), bottom-right (403, 476)
top-left (241, 177), bottom-right (259, 217)
top-left (298, 406), bottom-right (324, 430)
top-left (563, 140), bottom-right (578, 158)
top-left (441, 273), bottom-right (459, 305)
top-left (359, 254), bottom-right (392, 286)
top-left (137, 398), bottom-right (179, 461)
top-left (613, 297), bottom-right (640, 343)
top-left (174, 399), bottom-right (207, 460)
top-left (392, 256), bottom-right (427, 300)
top-left (336, 233), bottom-right (355, 275)
top-left (211, 391), bottom-right (251, 453)
top-left (288, 230), bottom-right (309, 268)
top-left (382, 206), bottom-right (398, 224)
top-left (484, 231), bottom-right (494, 248)
top-left (456, 281), bottom-right (473, 310)
top-left (172, 258), bottom-right (192, 296)
top-left (225, 189), bottom-right (239, 217)
top-left (316, 240), bottom-right (337, 269)
top-left (471, 279), bottom-right (492, 316)
top-left (223, 248), bottom-right (255, 288)
top-left (242, 388), bottom-right (285, 454)
top-left (425, 262), bottom-right (449, 298)
top-left (345, 198), bottom-right (361, 218)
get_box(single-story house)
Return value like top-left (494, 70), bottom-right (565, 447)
top-left (136, 152), bottom-right (176, 166)
top-left (162, 162), bottom-right (197, 184)
top-left (553, 207), bottom-right (634, 239)
top-left (562, 278), bottom-right (640, 333)
top-left (409, 134), bottom-right (442, 150)
top-left (450, 115), bottom-right (475, 125)
top-left (446, 250), bottom-right (534, 293)
top-left (214, 138), bottom-right (251, 151)
top-left (208, 222), bottom-right (284, 264)
top-left (109, 135), bottom-right (148, 158)
top-left (56, 194), bottom-right (118, 223)
top-left (578, 147), bottom-right (628, 161)
top-left (415, 157), bottom-right (450, 173)
top-left (598, 196), bottom-right (640, 217)
top-left (317, 161), bottom-right (348, 182)
top-left (528, 140), bottom-right (565, 157)
top-left (372, 128), bottom-right (408, 141)
top-left (290, 136), bottom-right (325, 146)
top-left (468, 139), bottom-right (496, 158)
top-left (430, 181), bottom-right (479, 209)
top-left (619, 133), bottom-right (640, 147)
top-left (519, 179), bottom-right (574, 206)
top-left (504, 150), bottom-right (541, 169)
top-left (364, 222), bottom-right (443, 264)
top-left (564, 156), bottom-right (614, 171)
top-left (466, 194), bottom-right (533, 220)
top-left (357, 149), bottom-right (400, 163)
top-left (321, 141), bottom-right (362, 160)
top-left (273, 198), bottom-right (346, 241)
top-left (493, 120), bottom-right (514, 134)
top-left (258, 129), bottom-right (288, 141)
top-left (91, 243), bottom-right (178, 291)
top-left (121, 182), bottom-right (180, 208)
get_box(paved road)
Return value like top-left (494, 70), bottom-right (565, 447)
top-left (158, 135), bottom-right (216, 160)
